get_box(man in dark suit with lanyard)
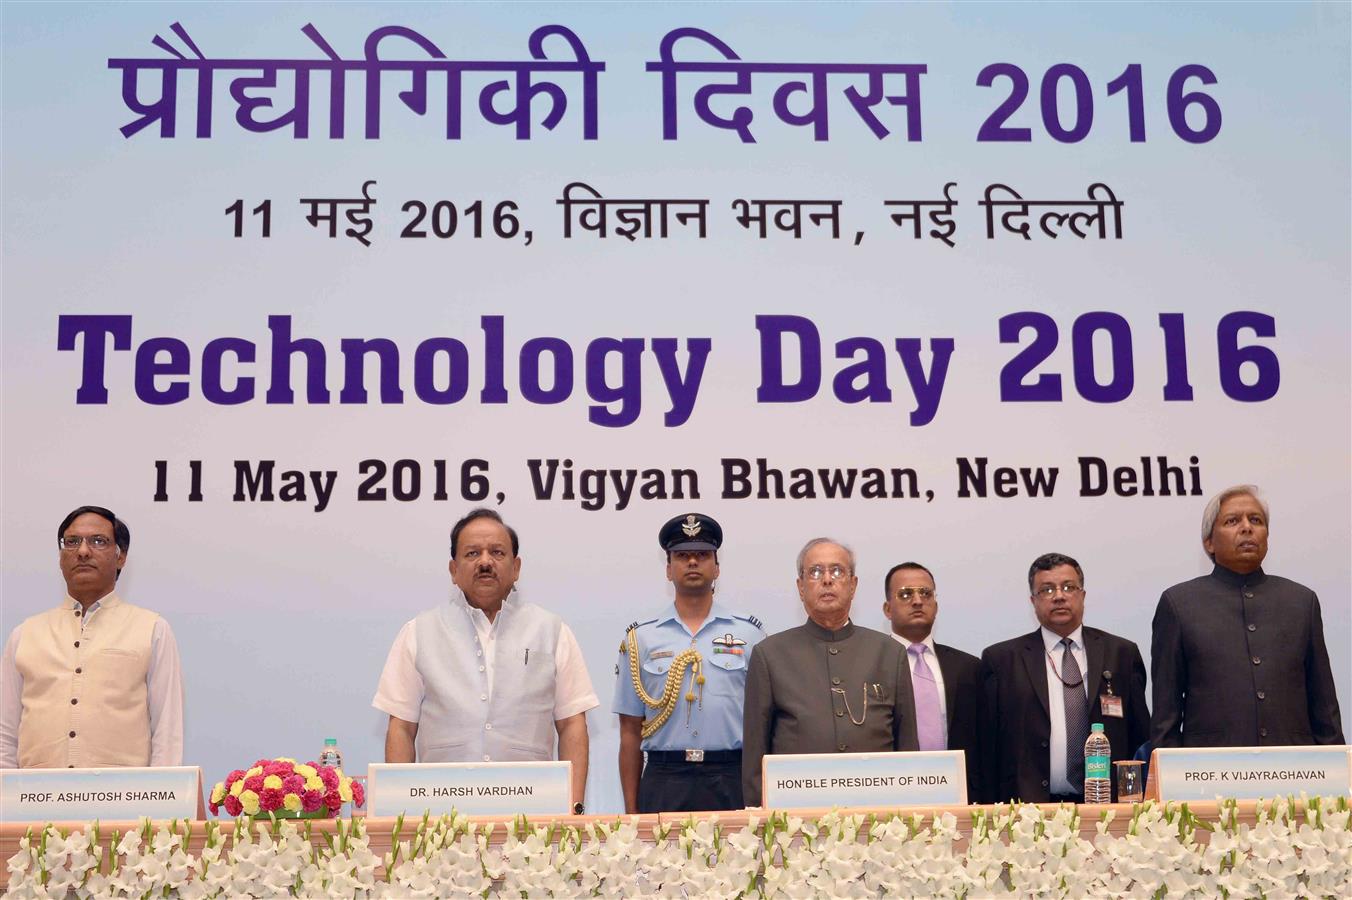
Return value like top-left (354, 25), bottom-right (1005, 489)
top-left (980, 552), bottom-right (1149, 803)
top-left (882, 561), bottom-right (987, 803)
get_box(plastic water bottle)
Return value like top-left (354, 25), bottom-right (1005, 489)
top-left (1083, 723), bottom-right (1112, 803)
top-left (319, 737), bottom-right (343, 771)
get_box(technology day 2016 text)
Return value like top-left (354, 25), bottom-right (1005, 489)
top-left (57, 311), bottom-right (1279, 427)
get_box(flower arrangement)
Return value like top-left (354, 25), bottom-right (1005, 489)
top-left (6, 796), bottom-right (1349, 898)
top-left (208, 757), bottom-right (365, 819)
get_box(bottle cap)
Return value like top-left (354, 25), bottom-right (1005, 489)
top-left (1091, 723), bottom-right (1104, 732)
top-left (324, 738), bottom-right (337, 745)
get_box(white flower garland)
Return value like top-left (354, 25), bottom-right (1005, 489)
top-left (6, 796), bottom-right (1349, 898)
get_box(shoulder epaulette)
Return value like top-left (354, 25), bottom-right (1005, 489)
top-left (734, 613), bottom-right (765, 631)
top-left (620, 618), bottom-right (659, 652)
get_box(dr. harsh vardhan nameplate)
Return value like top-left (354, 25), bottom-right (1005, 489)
top-left (367, 761), bottom-right (572, 816)
top-left (761, 750), bottom-right (967, 809)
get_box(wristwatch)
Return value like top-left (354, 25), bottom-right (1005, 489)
top-left (572, 801), bottom-right (585, 815)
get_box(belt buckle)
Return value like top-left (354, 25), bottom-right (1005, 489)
top-left (684, 749), bottom-right (705, 763)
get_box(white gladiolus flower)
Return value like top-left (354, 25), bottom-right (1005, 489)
top-left (4, 796), bottom-right (1350, 896)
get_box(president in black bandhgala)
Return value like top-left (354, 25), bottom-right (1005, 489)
top-left (742, 538), bottom-right (918, 806)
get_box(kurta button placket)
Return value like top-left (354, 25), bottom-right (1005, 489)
top-left (69, 610), bottom-right (87, 765)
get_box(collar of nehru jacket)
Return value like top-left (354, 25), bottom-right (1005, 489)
top-left (803, 618), bottom-right (855, 642)
top-left (1210, 564), bottom-right (1268, 588)
top-left (66, 592), bottom-right (120, 614)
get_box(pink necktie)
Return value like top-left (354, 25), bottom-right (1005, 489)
top-left (908, 643), bottom-right (944, 751)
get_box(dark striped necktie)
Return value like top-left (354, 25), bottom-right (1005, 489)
top-left (1061, 637), bottom-right (1088, 792)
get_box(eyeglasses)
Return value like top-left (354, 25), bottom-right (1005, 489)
top-left (1034, 582), bottom-right (1083, 598)
top-left (803, 564), bottom-right (851, 581)
top-left (895, 587), bottom-right (935, 601)
top-left (58, 535), bottom-right (115, 552)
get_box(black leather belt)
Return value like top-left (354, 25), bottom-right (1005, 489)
top-left (646, 749), bottom-right (742, 764)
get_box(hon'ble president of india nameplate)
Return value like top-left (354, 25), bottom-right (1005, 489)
top-left (761, 750), bottom-right (967, 809)
top-left (1152, 745), bottom-right (1352, 802)
top-left (367, 761), bottom-right (572, 816)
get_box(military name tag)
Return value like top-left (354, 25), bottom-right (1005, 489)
top-left (760, 751), bottom-right (967, 809)
top-left (1153, 745), bottom-right (1352, 802)
top-left (367, 761), bottom-right (571, 816)
top-left (0, 766), bottom-right (202, 822)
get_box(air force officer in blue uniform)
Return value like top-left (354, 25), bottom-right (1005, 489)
top-left (613, 513), bottom-right (765, 813)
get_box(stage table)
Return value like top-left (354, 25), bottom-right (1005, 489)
top-left (5, 798), bottom-right (1347, 895)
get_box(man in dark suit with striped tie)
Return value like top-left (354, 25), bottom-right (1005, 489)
top-left (980, 553), bottom-right (1149, 803)
top-left (882, 561), bottom-right (987, 803)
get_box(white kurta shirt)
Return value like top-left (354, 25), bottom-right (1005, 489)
top-left (372, 591), bottom-right (597, 724)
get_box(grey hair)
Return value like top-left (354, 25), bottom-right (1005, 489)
top-left (1201, 484), bottom-right (1269, 548)
top-left (796, 537), bottom-right (857, 575)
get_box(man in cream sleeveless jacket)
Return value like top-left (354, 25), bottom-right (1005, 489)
top-left (373, 509), bottom-right (598, 810)
top-left (1, 506), bottom-right (184, 769)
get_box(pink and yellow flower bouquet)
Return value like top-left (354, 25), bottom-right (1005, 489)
top-left (208, 756), bottom-right (365, 818)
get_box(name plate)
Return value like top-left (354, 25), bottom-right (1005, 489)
top-left (368, 761), bottom-right (571, 816)
top-left (0, 767), bottom-right (202, 822)
top-left (1153, 745), bottom-right (1352, 801)
top-left (762, 750), bottom-right (967, 809)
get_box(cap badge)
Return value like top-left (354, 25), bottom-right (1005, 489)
top-left (681, 515), bottom-right (702, 537)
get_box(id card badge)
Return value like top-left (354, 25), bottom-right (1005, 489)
top-left (1100, 694), bottom-right (1124, 718)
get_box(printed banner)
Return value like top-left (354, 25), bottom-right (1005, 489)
top-left (2, 3), bottom-right (1347, 814)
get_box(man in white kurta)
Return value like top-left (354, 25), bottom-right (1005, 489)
top-left (372, 509), bottom-right (597, 809)
top-left (0, 506), bottom-right (183, 769)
